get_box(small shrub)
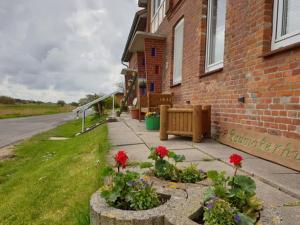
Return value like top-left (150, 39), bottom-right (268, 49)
top-left (203, 154), bottom-right (263, 225)
top-left (204, 199), bottom-right (236, 225)
top-left (100, 151), bottom-right (160, 211)
top-left (147, 146), bottom-right (206, 183)
top-left (179, 164), bottom-right (206, 183)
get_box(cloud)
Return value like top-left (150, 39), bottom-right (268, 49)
top-left (0, 0), bottom-right (138, 102)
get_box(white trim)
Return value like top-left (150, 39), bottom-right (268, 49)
top-left (272, 0), bottom-right (300, 50)
top-left (172, 18), bottom-right (184, 85)
top-left (205, 0), bottom-right (226, 73)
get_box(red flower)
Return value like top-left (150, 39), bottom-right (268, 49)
top-left (114, 150), bottom-right (128, 168)
top-left (155, 146), bottom-right (169, 158)
top-left (229, 154), bottom-right (243, 166)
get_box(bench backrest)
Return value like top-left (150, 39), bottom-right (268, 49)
top-left (148, 93), bottom-right (172, 108)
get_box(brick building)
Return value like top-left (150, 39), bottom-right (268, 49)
top-left (121, 0), bottom-right (300, 171)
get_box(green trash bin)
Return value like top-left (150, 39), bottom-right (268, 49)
top-left (145, 116), bottom-right (160, 130)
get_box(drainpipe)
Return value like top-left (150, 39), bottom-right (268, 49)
top-left (121, 60), bottom-right (128, 68)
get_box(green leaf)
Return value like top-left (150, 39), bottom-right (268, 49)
top-left (168, 151), bottom-right (186, 162)
top-left (236, 212), bottom-right (255, 225)
top-left (139, 162), bottom-right (153, 169)
top-left (100, 167), bottom-right (115, 177)
top-left (173, 154), bottom-right (186, 162)
top-left (207, 170), bottom-right (219, 180)
top-left (247, 195), bottom-right (263, 211)
top-left (203, 187), bottom-right (215, 202)
top-left (233, 175), bottom-right (256, 195)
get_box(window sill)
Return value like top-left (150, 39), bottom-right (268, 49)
top-left (199, 68), bottom-right (223, 78)
top-left (262, 42), bottom-right (300, 58)
top-left (170, 82), bottom-right (181, 88)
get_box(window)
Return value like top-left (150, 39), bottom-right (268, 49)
top-left (151, 0), bottom-right (166, 33)
top-left (205, 0), bottom-right (227, 72)
top-left (150, 82), bottom-right (155, 92)
top-left (151, 47), bottom-right (156, 57)
top-left (173, 18), bottom-right (184, 85)
top-left (272, 0), bottom-right (300, 50)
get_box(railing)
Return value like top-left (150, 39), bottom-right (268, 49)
top-left (120, 73), bottom-right (138, 114)
top-left (160, 105), bottom-right (211, 143)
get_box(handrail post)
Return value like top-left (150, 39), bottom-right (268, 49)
top-left (160, 105), bottom-right (169, 140)
top-left (193, 105), bottom-right (202, 143)
top-left (82, 109), bottom-right (86, 133)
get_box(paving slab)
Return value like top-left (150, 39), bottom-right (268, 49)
top-left (177, 161), bottom-right (298, 207)
top-left (172, 149), bottom-right (214, 162)
top-left (108, 122), bottom-right (143, 146)
top-left (242, 158), bottom-right (300, 197)
top-left (137, 131), bottom-right (193, 150)
top-left (120, 114), bottom-right (148, 133)
top-left (108, 144), bottom-right (151, 164)
top-left (191, 139), bottom-right (300, 198)
top-left (260, 206), bottom-right (300, 225)
top-left (191, 139), bottom-right (258, 160)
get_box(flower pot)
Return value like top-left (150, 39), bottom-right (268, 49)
top-left (145, 116), bottom-right (160, 130)
top-left (131, 108), bottom-right (139, 120)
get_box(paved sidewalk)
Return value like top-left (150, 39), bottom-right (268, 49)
top-left (107, 114), bottom-right (300, 225)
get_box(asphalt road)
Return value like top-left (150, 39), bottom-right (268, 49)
top-left (0, 112), bottom-right (74, 148)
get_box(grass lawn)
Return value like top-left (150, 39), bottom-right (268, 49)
top-left (0, 116), bottom-right (110, 225)
top-left (0, 103), bottom-right (74, 119)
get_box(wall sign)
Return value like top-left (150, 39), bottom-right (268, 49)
top-left (218, 125), bottom-right (300, 171)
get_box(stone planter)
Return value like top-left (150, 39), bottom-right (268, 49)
top-left (90, 185), bottom-right (205, 225)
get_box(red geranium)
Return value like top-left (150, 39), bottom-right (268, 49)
top-left (114, 150), bottom-right (128, 169)
top-left (155, 146), bottom-right (169, 158)
top-left (229, 154), bottom-right (243, 167)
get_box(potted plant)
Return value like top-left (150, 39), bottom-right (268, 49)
top-left (142, 146), bottom-right (207, 183)
top-left (196, 154), bottom-right (263, 225)
top-left (130, 98), bottom-right (139, 120)
top-left (100, 150), bottom-right (161, 210)
top-left (145, 112), bottom-right (160, 130)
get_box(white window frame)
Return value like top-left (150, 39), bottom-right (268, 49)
top-left (272, 0), bottom-right (300, 50)
top-left (205, 0), bottom-right (226, 73)
top-left (172, 18), bottom-right (184, 85)
top-left (151, 0), bottom-right (166, 33)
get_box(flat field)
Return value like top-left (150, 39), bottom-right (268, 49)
top-left (0, 103), bottom-right (74, 119)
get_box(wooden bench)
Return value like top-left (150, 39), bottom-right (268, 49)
top-left (160, 105), bottom-right (211, 143)
top-left (139, 93), bottom-right (173, 120)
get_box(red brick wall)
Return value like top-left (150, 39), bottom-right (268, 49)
top-left (149, 0), bottom-right (300, 141)
top-left (144, 38), bottom-right (166, 93)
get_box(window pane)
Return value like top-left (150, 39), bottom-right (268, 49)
top-left (209, 0), bottom-right (226, 65)
top-left (152, 0), bottom-right (156, 16)
top-left (282, 0), bottom-right (300, 35)
top-left (173, 19), bottom-right (184, 84)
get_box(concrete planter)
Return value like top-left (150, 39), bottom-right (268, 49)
top-left (90, 185), bottom-right (205, 225)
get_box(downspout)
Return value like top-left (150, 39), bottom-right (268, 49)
top-left (121, 60), bottom-right (128, 68)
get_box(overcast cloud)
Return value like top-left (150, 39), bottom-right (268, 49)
top-left (0, 0), bottom-right (138, 102)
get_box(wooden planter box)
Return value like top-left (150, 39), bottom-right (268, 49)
top-left (160, 105), bottom-right (211, 143)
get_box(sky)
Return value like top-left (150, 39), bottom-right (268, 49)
top-left (0, 0), bottom-right (138, 103)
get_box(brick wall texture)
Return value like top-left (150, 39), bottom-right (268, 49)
top-left (125, 0), bottom-right (300, 142)
top-left (153, 0), bottom-right (299, 141)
